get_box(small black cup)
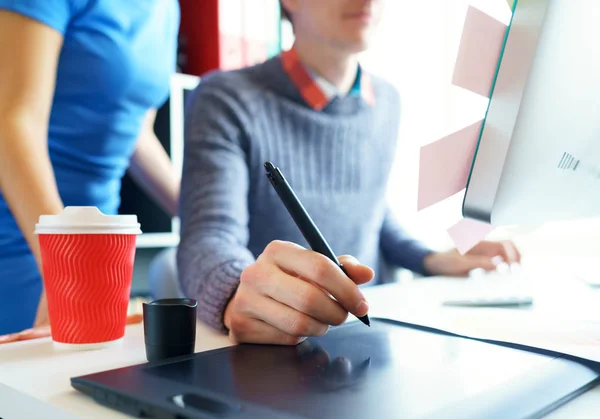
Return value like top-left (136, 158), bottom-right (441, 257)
top-left (143, 298), bottom-right (198, 362)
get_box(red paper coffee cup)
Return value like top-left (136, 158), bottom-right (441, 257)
top-left (35, 207), bottom-right (141, 349)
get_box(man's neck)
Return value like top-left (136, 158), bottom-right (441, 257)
top-left (293, 38), bottom-right (359, 94)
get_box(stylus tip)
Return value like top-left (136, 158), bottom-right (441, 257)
top-left (358, 314), bottom-right (370, 327)
top-left (264, 161), bottom-right (276, 172)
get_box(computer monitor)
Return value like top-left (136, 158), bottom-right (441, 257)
top-left (463, 0), bottom-right (600, 227)
top-left (119, 73), bottom-right (200, 247)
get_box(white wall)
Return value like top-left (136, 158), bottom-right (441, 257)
top-left (360, 0), bottom-right (513, 250)
top-left (362, 0), bottom-right (600, 263)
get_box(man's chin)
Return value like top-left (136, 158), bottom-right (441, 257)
top-left (339, 38), bottom-right (372, 55)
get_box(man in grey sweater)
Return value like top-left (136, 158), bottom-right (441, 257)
top-left (178, 0), bottom-right (520, 344)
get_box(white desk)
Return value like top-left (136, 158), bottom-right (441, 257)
top-left (1, 271), bottom-right (600, 419)
top-left (0, 321), bottom-right (231, 419)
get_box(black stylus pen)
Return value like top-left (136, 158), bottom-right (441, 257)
top-left (264, 161), bottom-right (370, 327)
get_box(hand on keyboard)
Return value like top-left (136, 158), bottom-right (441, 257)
top-left (424, 240), bottom-right (521, 277)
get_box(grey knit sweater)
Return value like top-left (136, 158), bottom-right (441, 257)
top-left (177, 56), bottom-right (433, 332)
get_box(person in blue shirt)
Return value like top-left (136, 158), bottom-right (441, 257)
top-left (0, 1), bottom-right (181, 335)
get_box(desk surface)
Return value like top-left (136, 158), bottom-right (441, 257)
top-left (1, 272), bottom-right (600, 419)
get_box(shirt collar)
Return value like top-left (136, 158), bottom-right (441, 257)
top-left (310, 66), bottom-right (363, 100)
top-left (280, 46), bottom-right (376, 111)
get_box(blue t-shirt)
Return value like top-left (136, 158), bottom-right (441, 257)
top-left (0, 0), bottom-right (180, 334)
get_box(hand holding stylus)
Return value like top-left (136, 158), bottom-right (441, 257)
top-left (224, 241), bottom-right (373, 345)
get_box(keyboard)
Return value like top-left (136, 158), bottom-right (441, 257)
top-left (442, 263), bottom-right (534, 308)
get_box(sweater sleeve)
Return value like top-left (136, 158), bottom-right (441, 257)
top-left (379, 207), bottom-right (434, 276)
top-left (177, 78), bottom-right (256, 333)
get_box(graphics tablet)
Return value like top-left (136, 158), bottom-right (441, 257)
top-left (72, 319), bottom-right (600, 418)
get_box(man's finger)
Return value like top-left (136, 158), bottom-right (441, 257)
top-left (338, 255), bottom-right (374, 285)
top-left (230, 315), bottom-right (306, 346)
top-left (258, 265), bottom-right (348, 326)
top-left (239, 292), bottom-right (330, 338)
top-left (261, 241), bottom-right (369, 318)
top-left (463, 256), bottom-right (496, 273)
top-left (500, 241), bottom-right (521, 263)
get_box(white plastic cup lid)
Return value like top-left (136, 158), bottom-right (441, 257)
top-left (34, 206), bottom-right (142, 235)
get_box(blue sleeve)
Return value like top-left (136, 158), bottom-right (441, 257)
top-left (380, 208), bottom-right (435, 276)
top-left (0, 0), bottom-right (85, 34)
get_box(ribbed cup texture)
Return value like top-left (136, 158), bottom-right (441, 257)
top-left (38, 234), bottom-right (137, 344)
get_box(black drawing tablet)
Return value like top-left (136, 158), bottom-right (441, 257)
top-left (72, 318), bottom-right (600, 418)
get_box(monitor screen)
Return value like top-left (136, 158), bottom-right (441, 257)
top-left (119, 74), bottom-right (200, 247)
top-left (463, 0), bottom-right (600, 226)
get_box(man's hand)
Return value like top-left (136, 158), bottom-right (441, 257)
top-left (424, 240), bottom-right (521, 277)
top-left (224, 240), bottom-right (374, 345)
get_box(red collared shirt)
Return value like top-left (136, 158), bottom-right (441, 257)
top-left (280, 46), bottom-right (376, 111)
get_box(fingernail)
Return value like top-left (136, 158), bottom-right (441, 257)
top-left (356, 300), bottom-right (369, 317)
top-left (347, 255), bottom-right (360, 264)
top-left (491, 256), bottom-right (504, 266)
top-left (469, 268), bottom-right (486, 279)
top-left (496, 262), bottom-right (510, 275)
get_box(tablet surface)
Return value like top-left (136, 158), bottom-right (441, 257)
top-left (72, 319), bottom-right (600, 418)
